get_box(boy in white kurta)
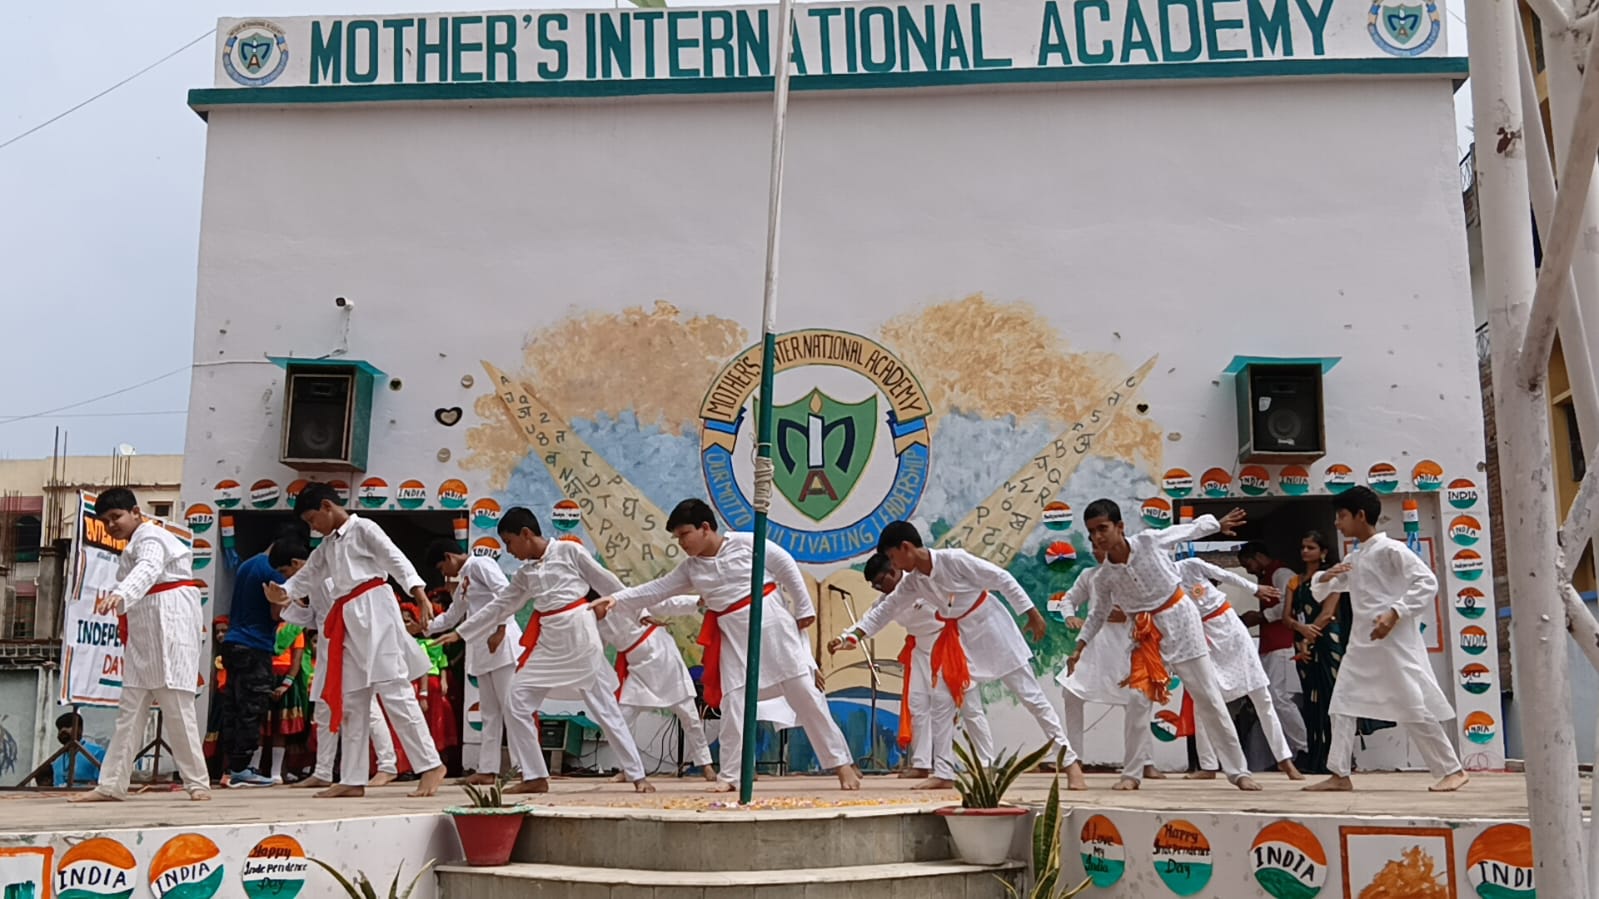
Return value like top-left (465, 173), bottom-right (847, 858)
top-left (876, 521), bottom-right (1082, 790)
top-left (1078, 501), bottom-right (1261, 790)
top-left (596, 499), bottom-right (861, 793)
top-left (1058, 551), bottom-right (1162, 789)
top-left (436, 509), bottom-right (654, 793)
top-left (1305, 486), bottom-right (1467, 793)
top-left (425, 540), bottom-right (524, 785)
top-left (73, 488), bottom-right (210, 803)
top-left (1174, 556), bottom-right (1303, 781)
top-left (270, 538), bottom-right (398, 789)
top-left (595, 593), bottom-right (716, 781)
top-left (829, 553), bottom-right (994, 779)
top-left (265, 483), bottom-right (445, 798)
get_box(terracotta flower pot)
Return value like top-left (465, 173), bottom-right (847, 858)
top-left (935, 805), bottom-right (1027, 866)
top-left (446, 808), bottom-right (528, 867)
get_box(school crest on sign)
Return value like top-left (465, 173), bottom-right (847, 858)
top-left (774, 389), bottom-right (878, 521)
top-left (1368, 0), bottom-right (1441, 57)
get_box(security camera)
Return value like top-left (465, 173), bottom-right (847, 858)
top-left (335, 296), bottom-right (354, 309)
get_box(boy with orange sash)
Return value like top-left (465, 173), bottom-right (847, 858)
top-left (595, 593), bottom-right (716, 781)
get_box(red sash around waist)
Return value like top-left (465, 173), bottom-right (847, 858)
top-left (117, 579), bottom-right (204, 645)
top-left (613, 624), bottom-right (659, 700)
top-left (697, 582), bottom-right (778, 708)
top-left (320, 578), bottom-right (388, 734)
top-left (516, 598), bottom-right (590, 670)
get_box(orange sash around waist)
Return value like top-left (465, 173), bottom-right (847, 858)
top-left (321, 578), bottom-right (388, 734)
top-left (613, 624), bottom-right (659, 700)
top-left (696, 582), bottom-right (778, 708)
top-left (896, 636), bottom-right (916, 749)
top-left (1118, 587), bottom-right (1187, 706)
top-left (1201, 602), bottom-right (1233, 623)
top-left (516, 598), bottom-right (590, 670)
top-left (931, 592), bottom-right (988, 708)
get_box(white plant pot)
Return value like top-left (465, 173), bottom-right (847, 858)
top-left (936, 806), bottom-right (1027, 866)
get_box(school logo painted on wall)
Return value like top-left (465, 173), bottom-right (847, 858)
top-left (1412, 460), bottom-right (1444, 492)
top-left (1369, 0), bottom-right (1442, 57)
top-left (397, 479), bottom-right (428, 510)
top-left (56, 837), bottom-right (137, 899)
top-left (1239, 465), bottom-right (1270, 497)
top-left (184, 505), bottom-right (215, 535)
top-left (1460, 663), bottom-right (1493, 695)
top-left (1279, 465), bottom-right (1311, 497)
top-left (1079, 815), bottom-right (1126, 888)
top-left (1323, 464), bottom-right (1355, 494)
top-left (240, 835), bottom-right (308, 899)
top-left (1455, 587), bottom-right (1487, 620)
top-left (551, 499), bottom-right (582, 531)
top-left (1251, 821), bottom-right (1327, 899)
top-left (1200, 468), bottom-right (1232, 498)
top-left (700, 330), bottom-right (931, 564)
top-left (223, 20), bottom-right (290, 86)
top-left (1460, 625), bottom-right (1489, 656)
top-left (1152, 819), bottom-right (1213, 895)
top-left (1467, 824), bottom-right (1535, 899)
top-left (1162, 469), bottom-right (1193, 499)
top-left (1464, 710), bottom-right (1498, 745)
top-left (148, 834), bottom-right (224, 899)
top-left (1449, 479), bottom-right (1481, 510)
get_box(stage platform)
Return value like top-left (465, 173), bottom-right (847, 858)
top-left (0, 771), bottom-right (1569, 898)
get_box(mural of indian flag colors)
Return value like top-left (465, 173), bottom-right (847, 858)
top-left (1251, 821), bottom-right (1326, 899)
top-left (1468, 824), bottom-right (1535, 899)
top-left (1151, 819), bottom-right (1212, 895)
top-left (56, 838), bottom-right (137, 899)
top-left (240, 835), bottom-right (308, 899)
top-left (1078, 815), bottom-right (1125, 888)
top-left (148, 834), bottom-right (225, 899)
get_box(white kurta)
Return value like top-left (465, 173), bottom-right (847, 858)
top-left (1177, 557), bottom-right (1269, 700)
top-left (111, 521), bottom-right (203, 692)
top-left (1055, 568), bottom-right (1137, 705)
top-left (1080, 516), bottom-right (1223, 664)
top-left (458, 539), bottom-right (622, 697)
top-left (613, 533), bottom-right (817, 699)
top-left (1312, 532), bottom-right (1455, 723)
top-left (881, 548), bottom-right (1036, 683)
top-left (595, 595), bottom-right (698, 708)
top-left (428, 555), bottom-right (523, 677)
top-left (280, 515), bottom-right (429, 690)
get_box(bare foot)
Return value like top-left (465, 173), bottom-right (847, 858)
top-left (898, 767), bottom-right (931, 779)
top-left (1304, 775), bottom-right (1353, 792)
top-left (294, 776), bottom-right (332, 789)
top-left (68, 790), bottom-right (121, 803)
top-left (706, 781), bottom-right (735, 793)
top-left (1185, 770), bottom-right (1218, 780)
top-left (633, 779), bottom-right (656, 793)
top-left (1429, 771), bottom-right (1471, 792)
top-left (1234, 776), bottom-right (1263, 791)
top-left (1112, 777), bottom-right (1140, 791)
top-left (913, 777), bottom-right (955, 790)
top-left (611, 771), bottom-right (628, 783)
top-left (1280, 760), bottom-right (1306, 781)
top-left (700, 766), bottom-right (717, 782)
top-left (506, 779), bottom-right (550, 794)
top-left (368, 771), bottom-right (397, 787)
top-left (463, 773), bottom-right (498, 786)
top-left (316, 784), bottom-right (366, 798)
top-left (1143, 766), bottom-right (1166, 780)
top-left (1065, 762), bottom-right (1088, 791)
top-left (836, 764), bottom-right (863, 791)
top-left (189, 790), bottom-right (213, 802)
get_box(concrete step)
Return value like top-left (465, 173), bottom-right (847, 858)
top-left (511, 806), bottom-right (959, 871)
top-left (437, 860), bottom-right (1026, 899)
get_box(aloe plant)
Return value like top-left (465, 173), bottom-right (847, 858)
top-left (1000, 749), bottom-right (1094, 898)
top-left (952, 732), bottom-right (1053, 809)
top-left (462, 779), bottom-right (507, 808)
top-left (310, 858), bottom-right (434, 899)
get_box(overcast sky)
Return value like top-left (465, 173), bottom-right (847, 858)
top-left (0, 1), bottom-right (1473, 461)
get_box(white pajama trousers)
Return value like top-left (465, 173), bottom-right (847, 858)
top-left (473, 665), bottom-right (515, 775)
top-left (339, 679), bottom-right (440, 787)
top-left (624, 698), bottom-right (714, 769)
top-left (504, 675), bottom-right (647, 783)
top-left (94, 688), bottom-right (209, 798)
top-left (911, 689), bottom-right (995, 770)
top-left (718, 674), bottom-right (852, 787)
top-left (1168, 656), bottom-right (1250, 782)
top-left (1195, 686), bottom-right (1296, 770)
top-left (1328, 713), bottom-right (1461, 779)
top-left (313, 696), bottom-right (397, 782)
top-left (930, 668), bottom-right (1073, 781)
top-left (1262, 648), bottom-right (1309, 753)
top-left (1064, 691), bottom-right (1152, 779)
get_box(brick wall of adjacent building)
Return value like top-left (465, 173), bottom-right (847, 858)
top-left (1480, 341), bottom-right (1516, 690)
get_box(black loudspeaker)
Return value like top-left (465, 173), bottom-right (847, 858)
top-left (1235, 363), bottom-right (1326, 463)
top-left (280, 364), bottom-right (372, 471)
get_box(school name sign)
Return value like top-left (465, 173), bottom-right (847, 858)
top-left (211, 0), bottom-right (1450, 90)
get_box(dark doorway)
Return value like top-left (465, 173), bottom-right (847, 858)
top-left (229, 510), bottom-right (458, 589)
top-left (1184, 496), bottom-right (1337, 566)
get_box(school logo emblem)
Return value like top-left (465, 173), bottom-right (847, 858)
top-left (551, 499), bottom-right (582, 531)
top-left (1152, 820), bottom-right (1213, 896)
top-left (1367, 462), bottom-right (1400, 494)
top-left (223, 20), bottom-right (290, 86)
top-left (700, 330), bottom-right (931, 564)
top-left (1080, 815), bottom-right (1126, 888)
top-left (1042, 501), bottom-right (1072, 531)
top-left (241, 835), bottom-right (308, 899)
top-left (1460, 663), bottom-right (1492, 695)
top-left (1200, 467), bottom-right (1232, 498)
top-left (1449, 478), bottom-right (1481, 510)
top-left (1323, 464), bottom-right (1355, 494)
top-left (1413, 460), bottom-right (1444, 492)
top-left (1450, 515), bottom-right (1482, 547)
top-left (358, 478), bottom-right (390, 509)
top-left (1369, 1), bottom-right (1441, 57)
top-left (437, 479), bottom-right (469, 510)
top-left (1467, 823), bottom-right (1534, 899)
top-left (1460, 625), bottom-right (1489, 656)
top-left (56, 837), bottom-right (138, 899)
top-left (184, 504), bottom-right (215, 535)
top-left (1279, 465), bottom-right (1311, 497)
top-left (397, 479), bottom-right (428, 510)
top-left (1251, 821), bottom-right (1327, 899)
top-left (472, 498), bottom-right (502, 530)
top-left (149, 833), bottom-right (225, 899)
top-left (1162, 469), bottom-right (1193, 499)
top-left (1455, 587), bottom-right (1487, 619)
top-left (1240, 465), bottom-right (1270, 497)
top-left (249, 480), bottom-right (279, 510)
top-left (1453, 549), bottom-right (1486, 581)
top-left (1464, 710), bottom-right (1498, 745)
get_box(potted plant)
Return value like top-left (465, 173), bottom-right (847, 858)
top-left (1001, 750), bottom-right (1093, 898)
top-left (310, 858), bottom-right (434, 898)
top-left (936, 733), bottom-right (1053, 866)
top-left (443, 779), bottom-right (529, 867)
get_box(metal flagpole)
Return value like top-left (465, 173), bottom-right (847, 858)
top-left (740, 0), bottom-right (798, 807)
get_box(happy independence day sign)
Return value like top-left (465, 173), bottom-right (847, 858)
top-left (213, 0), bottom-right (1448, 89)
